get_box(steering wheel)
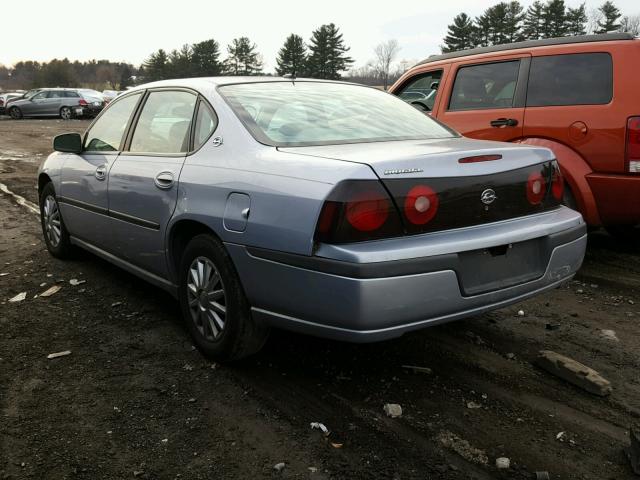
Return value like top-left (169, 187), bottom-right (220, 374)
top-left (410, 101), bottom-right (430, 112)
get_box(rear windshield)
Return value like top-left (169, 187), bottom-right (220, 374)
top-left (218, 82), bottom-right (456, 147)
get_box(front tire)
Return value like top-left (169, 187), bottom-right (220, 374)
top-left (60, 106), bottom-right (72, 120)
top-left (9, 107), bottom-right (22, 119)
top-left (178, 234), bottom-right (268, 362)
top-left (39, 183), bottom-right (73, 258)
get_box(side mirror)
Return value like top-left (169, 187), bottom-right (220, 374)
top-left (53, 133), bottom-right (83, 154)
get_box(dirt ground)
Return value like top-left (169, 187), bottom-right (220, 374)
top-left (1, 118), bottom-right (639, 480)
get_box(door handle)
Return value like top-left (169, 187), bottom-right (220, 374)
top-left (490, 118), bottom-right (518, 128)
top-left (154, 171), bottom-right (175, 190)
top-left (95, 164), bottom-right (107, 181)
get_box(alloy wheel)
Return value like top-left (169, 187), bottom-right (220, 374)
top-left (60, 107), bottom-right (72, 120)
top-left (186, 256), bottom-right (227, 341)
top-left (43, 195), bottom-right (62, 247)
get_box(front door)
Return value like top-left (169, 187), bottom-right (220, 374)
top-left (58, 92), bottom-right (143, 249)
top-left (107, 89), bottom-right (197, 277)
top-left (437, 55), bottom-right (530, 142)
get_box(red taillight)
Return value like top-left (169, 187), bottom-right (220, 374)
top-left (626, 116), bottom-right (640, 173)
top-left (551, 165), bottom-right (564, 201)
top-left (403, 185), bottom-right (439, 225)
top-left (314, 180), bottom-right (404, 243)
top-left (78, 99), bottom-right (88, 106)
top-left (345, 191), bottom-right (390, 231)
top-left (458, 154), bottom-right (503, 164)
top-left (527, 172), bottom-right (546, 205)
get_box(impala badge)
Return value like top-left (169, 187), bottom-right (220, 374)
top-left (481, 188), bottom-right (497, 205)
top-left (383, 168), bottom-right (423, 175)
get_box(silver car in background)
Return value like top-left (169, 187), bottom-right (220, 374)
top-left (8, 88), bottom-right (105, 119)
top-left (37, 78), bottom-right (587, 361)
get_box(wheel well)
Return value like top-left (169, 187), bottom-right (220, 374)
top-left (38, 173), bottom-right (52, 196)
top-left (168, 220), bottom-right (220, 281)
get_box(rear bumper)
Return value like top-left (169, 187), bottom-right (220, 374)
top-left (587, 173), bottom-right (640, 225)
top-left (227, 207), bottom-right (586, 342)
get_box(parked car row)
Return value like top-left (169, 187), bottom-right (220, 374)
top-left (0, 88), bottom-right (123, 120)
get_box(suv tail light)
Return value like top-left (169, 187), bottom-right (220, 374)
top-left (78, 99), bottom-right (88, 106)
top-left (314, 180), bottom-right (403, 243)
top-left (626, 117), bottom-right (640, 173)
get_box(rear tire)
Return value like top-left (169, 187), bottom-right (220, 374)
top-left (9, 107), bottom-right (22, 119)
top-left (178, 234), bottom-right (269, 362)
top-left (60, 106), bottom-right (72, 120)
top-left (605, 225), bottom-right (640, 244)
top-left (39, 183), bottom-right (73, 259)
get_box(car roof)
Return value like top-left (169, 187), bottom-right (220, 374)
top-left (416, 32), bottom-right (636, 66)
top-left (126, 76), bottom-right (356, 93)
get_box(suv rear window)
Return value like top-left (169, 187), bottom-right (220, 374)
top-left (449, 61), bottom-right (520, 111)
top-left (526, 53), bottom-right (612, 107)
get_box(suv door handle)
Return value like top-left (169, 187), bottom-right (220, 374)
top-left (490, 118), bottom-right (519, 127)
top-left (154, 171), bottom-right (174, 190)
top-left (95, 164), bottom-right (107, 180)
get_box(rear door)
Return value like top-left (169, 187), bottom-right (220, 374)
top-left (438, 55), bottom-right (530, 141)
top-left (107, 89), bottom-right (197, 277)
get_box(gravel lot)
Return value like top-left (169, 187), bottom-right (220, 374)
top-left (1, 118), bottom-right (639, 479)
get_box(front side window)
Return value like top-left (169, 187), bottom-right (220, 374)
top-left (396, 70), bottom-right (443, 112)
top-left (84, 92), bottom-right (141, 152)
top-left (193, 101), bottom-right (218, 150)
top-left (130, 91), bottom-right (197, 154)
top-left (449, 61), bottom-right (520, 111)
top-left (219, 82), bottom-right (456, 147)
top-left (526, 53), bottom-right (612, 107)
top-left (32, 91), bottom-right (48, 100)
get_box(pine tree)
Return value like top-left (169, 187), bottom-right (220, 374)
top-left (191, 39), bottom-right (222, 77)
top-left (504, 2), bottom-right (525, 43)
top-left (595, 1), bottom-right (622, 33)
top-left (142, 49), bottom-right (169, 81)
top-left (224, 37), bottom-right (263, 75)
top-left (541, 0), bottom-right (568, 38)
top-left (522, 1), bottom-right (545, 39)
top-left (473, 13), bottom-right (492, 47)
top-left (275, 34), bottom-right (307, 76)
top-left (442, 13), bottom-right (476, 52)
top-left (168, 44), bottom-right (193, 78)
top-left (566, 3), bottom-right (588, 36)
top-left (307, 23), bottom-right (354, 80)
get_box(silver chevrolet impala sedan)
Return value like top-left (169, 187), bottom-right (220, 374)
top-left (38, 77), bottom-right (586, 361)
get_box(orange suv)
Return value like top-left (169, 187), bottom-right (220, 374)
top-left (390, 33), bottom-right (640, 239)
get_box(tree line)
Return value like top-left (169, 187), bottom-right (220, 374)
top-left (442, 0), bottom-right (639, 53)
top-left (0, 59), bottom-right (136, 91)
top-left (141, 23), bottom-right (354, 82)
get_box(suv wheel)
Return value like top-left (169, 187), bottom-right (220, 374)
top-left (9, 107), bottom-right (22, 119)
top-left (39, 183), bottom-right (73, 258)
top-left (605, 225), bottom-right (640, 244)
top-left (60, 106), bottom-right (72, 120)
top-left (178, 234), bottom-right (269, 362)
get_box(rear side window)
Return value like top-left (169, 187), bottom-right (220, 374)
top-left (396, 70), bottom-right (443, 112)
top-left (449, 61), bottom-right (520, 111)
top-left (64, 91), bottom-right (80, 98)
top-left (130, 90), bottom-right (197, 154)
top-left (193, 101), bottom-right (218, 150)
top-left (526, 53), bottom-right (612, 107)
top-left (85, 93), bottom-right (141, 152)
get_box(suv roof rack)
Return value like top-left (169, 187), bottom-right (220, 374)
top-left (417, 33), bottom-right (635, 66)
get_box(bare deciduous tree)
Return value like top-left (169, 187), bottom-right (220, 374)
top-left (587, 7), bottom-right (604, 34)
top-left (620, 14), bottom-right (640, 35)
top-left (374, 39), bottom-right (401, 90)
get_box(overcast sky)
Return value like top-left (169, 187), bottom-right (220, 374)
top-left (2, 0), bottom-right (638, 71)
